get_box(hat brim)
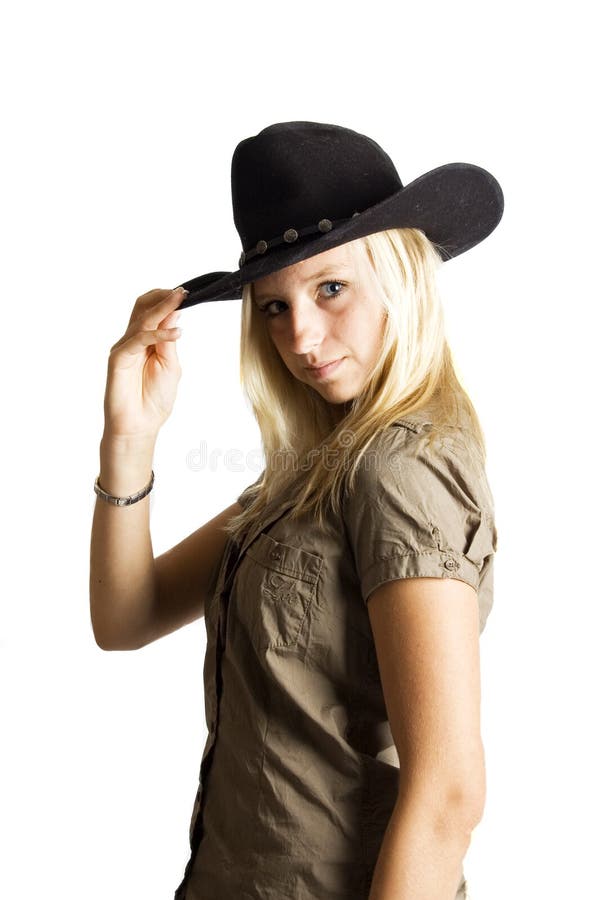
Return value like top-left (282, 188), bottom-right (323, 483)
top-left (175, 161), bottom-right (504, 310)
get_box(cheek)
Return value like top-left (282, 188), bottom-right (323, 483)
top-left (346, 304), bottom-right (383, 342)
top-left (268, 332), bottom-right (295, 367)
top-left (265, 327), bottom-right (283, 352)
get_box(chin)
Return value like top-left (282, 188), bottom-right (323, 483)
top-left (319, 388), bottom-right (353, 405)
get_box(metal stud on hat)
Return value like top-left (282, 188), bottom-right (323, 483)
top-left (176, 120), bottom-right (504, 310)
top-left (238, 215), bottom-right (354, 267)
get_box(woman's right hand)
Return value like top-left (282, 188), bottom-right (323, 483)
top-left (102, 286), bottom-right (187, 443)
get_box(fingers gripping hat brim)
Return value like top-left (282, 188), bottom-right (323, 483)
top-left (175, 162), bottom-right (504, 311)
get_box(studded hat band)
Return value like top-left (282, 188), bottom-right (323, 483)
top-left (238, 211), bottom-right (361, 268)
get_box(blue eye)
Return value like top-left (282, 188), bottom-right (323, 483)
top-left (322, 281), bottom-right (344, 297)
top-left (258, 280), bottom-right (346, 318)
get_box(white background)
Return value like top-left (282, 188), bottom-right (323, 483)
top-left (1, 1), bottom-right (596, 897)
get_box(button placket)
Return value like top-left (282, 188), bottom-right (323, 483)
top-left (178, 500), bottom-right (303, 894)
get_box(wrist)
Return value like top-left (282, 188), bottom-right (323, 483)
top-left (99, 433), bottom-right (156, 498)
top-left (100, 430), bottom-right (157, 458)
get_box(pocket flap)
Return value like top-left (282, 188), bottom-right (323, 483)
top-left (246, 533), bottom-right (323, 585)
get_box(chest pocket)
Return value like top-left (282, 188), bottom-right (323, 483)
top-left (235, 533), bottom-right (323, 651)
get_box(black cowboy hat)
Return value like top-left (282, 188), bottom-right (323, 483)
top-left (175, 121), bottom-right (504, 311)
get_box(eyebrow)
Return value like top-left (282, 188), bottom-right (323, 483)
top-left (253, 264), bottom-right (354, 303)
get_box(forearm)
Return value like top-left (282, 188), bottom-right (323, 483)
top-left (89, 433), bottom-right (157, 650)
top-left (367, 788), bottom-right (477, 900)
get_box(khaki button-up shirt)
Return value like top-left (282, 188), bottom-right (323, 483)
top-left (174, 408), bottom-right (497, 899)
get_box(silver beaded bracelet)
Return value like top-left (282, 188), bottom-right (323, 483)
top-left (94, 470), bottom-right (155, 506)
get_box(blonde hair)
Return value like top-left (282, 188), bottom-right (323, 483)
top-left (223, 226), bottom-right (487, 543)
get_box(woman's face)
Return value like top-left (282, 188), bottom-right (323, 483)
top-left (252, 240), bottom-right (387, 420)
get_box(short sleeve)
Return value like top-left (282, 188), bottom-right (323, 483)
top-left (341, 424), bottom-right (498, 623)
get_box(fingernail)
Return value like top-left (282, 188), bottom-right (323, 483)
top-left (174, 286), bottom-right (189, 295)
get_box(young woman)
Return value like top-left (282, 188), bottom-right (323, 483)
top-left (90, 121), bottom-right (503, 900)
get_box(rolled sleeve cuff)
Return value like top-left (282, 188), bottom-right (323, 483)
top-left (362, 551), bottom-right (481, 604)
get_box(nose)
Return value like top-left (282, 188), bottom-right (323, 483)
top-left (284, 302), bottom-right (327, 355)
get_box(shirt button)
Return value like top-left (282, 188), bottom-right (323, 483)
top-left (270, 550), bottom-right (282, 560)
top-left (444, 558), bottom-right (459, 571)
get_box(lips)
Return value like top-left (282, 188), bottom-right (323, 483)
top-left (305, 357), bottom-right (345, 379)
top-left (305, 359), bottom-right (339, 370)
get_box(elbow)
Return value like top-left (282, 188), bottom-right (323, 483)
top-left (407, 786), bottom-right (484, 855)
top-left (444, 747), bottom-right (487, 832)
top-left (433, 772), bottom-right (486, 842)
top-left (90, 609), bottom-right (114, 651)
top-left (444, 781), bottom-right (486, 834)
top-left (90, 598), bottom-right (142, 652)
top-left (92, 626), bottom-right (115, 651)
top-left (399, 767), bottom-right (486, 841)
top-left (91, 619), bottom-right (140, 652)
top-left (93, 631), bottom-right (142, 651)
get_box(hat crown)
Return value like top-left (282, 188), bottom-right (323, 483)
top-left (231, 121), bottom-right (403, 253)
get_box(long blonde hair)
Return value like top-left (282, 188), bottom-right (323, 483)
top-left (223, 226), bottom-right (487, 542)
